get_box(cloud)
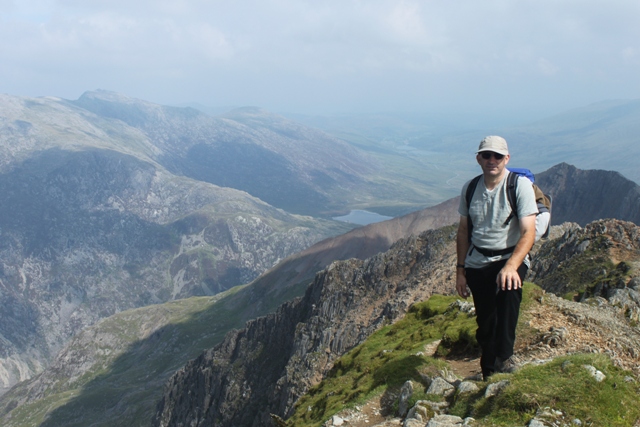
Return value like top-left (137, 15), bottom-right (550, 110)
top-left (537, 58), bottom-right (559, 76)
top-left (0, 0), bottom-right (639, 115)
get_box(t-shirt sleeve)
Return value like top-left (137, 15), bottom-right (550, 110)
top-left (516, 176), bottom-right (538, 217)
top-left (458, 180), bottom-right (471, 216)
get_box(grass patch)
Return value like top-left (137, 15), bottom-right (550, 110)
top-left (453, 354), bottom-right (640, 426)
top-left (287, 293), bottom-right (476, 427)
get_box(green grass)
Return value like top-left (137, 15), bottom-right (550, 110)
top-left (453, 354), bottom-right (640, 426)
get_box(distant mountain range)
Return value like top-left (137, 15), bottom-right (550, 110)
top-left (291, 99), bottom-right (640, 187)
top-left (71, 92), bottom-right (378, 216)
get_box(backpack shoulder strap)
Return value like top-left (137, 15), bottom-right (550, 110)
top-left (465, 175), bottom-right (483, 243)
top-left (503, 171), bottom-right (519, 226)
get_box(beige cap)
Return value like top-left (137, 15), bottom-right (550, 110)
top-left (477, 135), bottom-right (509, 155)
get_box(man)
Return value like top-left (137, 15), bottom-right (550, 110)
top-left (456, 135), bottom-right (538, 380)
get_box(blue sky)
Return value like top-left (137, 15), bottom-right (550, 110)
top-left (1, 0), bottom-right (639, 120)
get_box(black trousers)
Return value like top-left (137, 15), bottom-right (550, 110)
top-left (466, 259), bottom-right (527, 377)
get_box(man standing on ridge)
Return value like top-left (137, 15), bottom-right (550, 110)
top-left (455, 135), bottom-right (538, 380)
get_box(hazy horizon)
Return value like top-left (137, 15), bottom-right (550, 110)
top-left (2, 1), bottom-right (639, 123)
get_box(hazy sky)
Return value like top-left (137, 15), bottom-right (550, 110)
top-left (1, 0), bottom-right (639, 119)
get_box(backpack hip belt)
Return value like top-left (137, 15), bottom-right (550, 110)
top-left (472, 245), bottom-right (516, 257)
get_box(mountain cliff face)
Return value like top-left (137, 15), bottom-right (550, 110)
top-left (0, 93), bottom-right (354, 394)
top-left (151, 219), bottom-right (640, 427)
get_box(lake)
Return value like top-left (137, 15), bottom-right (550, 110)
top-left (332, 210), bottom-right (393, 225)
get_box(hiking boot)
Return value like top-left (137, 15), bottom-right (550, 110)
top-left (482, 369), bottom-right (495, 381)
top-left (496, 355), bottom-right (521, 373)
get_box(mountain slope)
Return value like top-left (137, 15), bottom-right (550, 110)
top-left (153, 225), bottom-right (459, 427)
top-left (71, 91), bottom-right (438, 216)
top-left (0, 93), bottom-right (352, 394)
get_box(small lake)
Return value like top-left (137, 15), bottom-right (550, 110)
top-left (332, 210), bottom-right (393, 225)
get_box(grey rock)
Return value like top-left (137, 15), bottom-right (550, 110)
top-left (484, 380), bottom-right (510, 398)
top-left (456, 381), bottom-right (480, 395)
top-left (582, 365), bottom-right (606, 382)
top-left (398, 380), bottom-right (415, 417)
top-left (419, 400), bottom-right (450, 413)
top-left (439, 368), bottom-right (460, 385)
top-left (331, 415), bottom-right (345, 426)
top-left (426, 414), bottom-right (464, 426)
top-left (403, 419), bottom-right (425, 427)
top-left (427, 377), bottom-right (456, 397)
top-left (406, 403), bottom-right (427, 421)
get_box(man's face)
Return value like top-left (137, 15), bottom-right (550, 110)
top-left (476, 151), bottom-right (510, 177)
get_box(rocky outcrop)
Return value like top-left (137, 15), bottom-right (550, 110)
top-left (530, 219), bottom-right (640, 299)
top-left (152, 226), bottom-right (459, 427)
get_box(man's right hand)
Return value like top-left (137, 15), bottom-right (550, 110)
top-left (456, 269), bottom-right (470, 298)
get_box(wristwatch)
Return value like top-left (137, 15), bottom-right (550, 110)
top-left (456, 263), bottom-right (465, 269)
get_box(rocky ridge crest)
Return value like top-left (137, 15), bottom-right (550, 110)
top-left (152, 219), bottom-right (640, 427)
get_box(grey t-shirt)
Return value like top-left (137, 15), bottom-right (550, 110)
top-left (458, 172), bottom-right (538, 268)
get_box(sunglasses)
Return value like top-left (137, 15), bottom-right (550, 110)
top-left (480, 152), bottom-right (505, 160)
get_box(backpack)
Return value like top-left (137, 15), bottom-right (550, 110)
top-left (465, 168), bottom-right (552, 250)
